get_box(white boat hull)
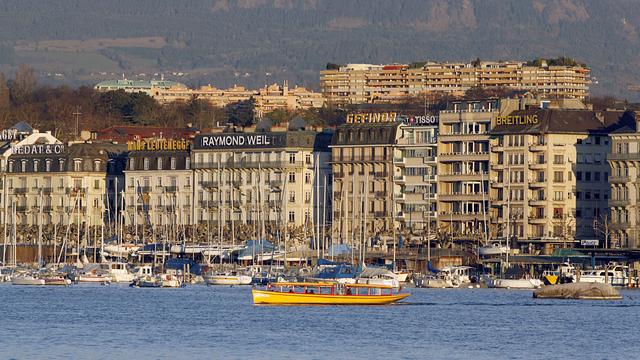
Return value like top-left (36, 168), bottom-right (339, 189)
top-left (490, 278), bottom-right (542, 289)
top-left (78, 275), bottom-right (112, 283)
top-left (206, 275), bottom-right (252, 285)
top-left (12, 276), bottom-right (45, 286)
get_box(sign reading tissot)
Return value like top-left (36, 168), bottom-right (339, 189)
top-left (194, 133), bottom-right (286, 150)
top-left (11, 144), bottom-right (64, 155)
top-left (400, 114), bottom-right (438, 126)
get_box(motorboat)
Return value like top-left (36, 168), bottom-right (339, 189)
top-left (205, 270), bottom-right (252, 285)
top-left (415, 273), bottom-right (454, 288)
top-left (99, 262), bottom-right (135, 283)
top-left (11, 274), bottom-right (45, 286)
top-left (578, 264), bottom-right (629, 287)
top-left (355, 267), bottom-right (400, 288)
top-left (486, 277), bottom-right (543, 289)
top-left (76, 266), bottom-right (112, 284)
top-left (158, 272), bottom-right (183, 288)
top-left (42, 275), bottom-right (72, 286)
top-left (439, 266), bottom-right (477, 287)
top-left (252, 282), bottom-right (410, 305)
top-left (542, 262), bottom-right (577, 285)
top-left (134, 275), bottom-right (161, 288)
top-left (394, 271), bottom-right (410, 283)
top-left (478, 243), bottom-right (510, 256)
top-left (102, 243), bottom-right (141, 258)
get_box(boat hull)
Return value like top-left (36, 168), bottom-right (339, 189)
top-left (206, 276), bottom-right (253, 286)
top-left (490, 278), bottom-right (542, 289)
top-left (44, 278), bottom-right (72, 286)
top-left (251, 289), bottom-right (410, 305)
top-left (11, 277), bottom-right (45, 286)
top-left (78, 275), bottom-right (112, 283)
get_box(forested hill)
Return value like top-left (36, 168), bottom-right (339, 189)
top-left (0, 0), bottom-right (638, 100)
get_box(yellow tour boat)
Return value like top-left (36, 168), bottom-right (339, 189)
top-left (251, 282), bottom-right (410, 305)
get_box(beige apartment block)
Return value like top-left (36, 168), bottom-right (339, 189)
top-left (491, 108), bottom-right (632, 253)
top-left (437, 99), bottom-right (500, 243)
top-left (607, 113), bottom-right (640, 249)
top-left (191, 128), bottom-right (332, 246)
top-left (123, 139), bottom-right (193, 229)
top-left (321, 61), bottom-right (590, 105)
top-left (153, 82), bottom-right (325, 118)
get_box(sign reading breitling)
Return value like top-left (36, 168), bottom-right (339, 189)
top-left (346, 112), bottom-right (397, 124)
top-left (194, 133), bottom-right (286, 149)
top-left (495, 114), bottom-right (539, 126)
top-left (127, 139), bottom-right (190, 151)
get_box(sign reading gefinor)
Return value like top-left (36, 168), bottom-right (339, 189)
top-left (580, 239), bottom-right (599, 246)
top-left (0, 129), bottom-right (18, 141)
top-left (11, 144), bottom-right (64, 155)
top-left (195, 133), bottom-right (286, 149)
top-left (346, 112), bottom-right (397, 124)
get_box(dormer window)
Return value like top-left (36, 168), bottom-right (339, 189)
top-left (33, 160), bottom-right (39, 171)
top-left (45, 160), bottom-right (51, 172)
top-left (74, 160), bottom-right (82, 172)
top-left (170, 157), bottom-right (176, 170)
top-left (8, 161), bottom-right (13, 172)
top-left (143, 158), bottom-right (150, 170)
top-left (93, 160), bottom-right (101, 172)
top-left (21, 160), bottom-right (26, 172)
top-left (157, 158), bottom-right (162, 170)
top-left (59, 159), bottom-right (65, 170)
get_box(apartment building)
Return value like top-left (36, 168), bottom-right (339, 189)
top-left (607, 112), bottom-right (640, 248)
top-left (94, 79), bottom-right (187, 95)
top-left (152, 82), bottom-right (325, 119)
top-left (5, 141), bottom-right (125, 227)
top-left (320, 61), bottom-right (590, 105)
top-left (491, 107), bottom-right (631, 253)
top-left (191, 126), bottom-right (332, 246)
top-left (393, 115), bottom-right (439, 237)
top-left (437, 99), bottom-right (500, 244)
top-left (123, 138), bottom-right (193, 228)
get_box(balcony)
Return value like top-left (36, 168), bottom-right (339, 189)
top-left (529, 216), bottom-right (547, 224)
top-left (201, 181), bottom-right (218, 189)
top-left (438, 193), bottom-right (483, 201)
top-left (16, 205), bottom-right (28, 212)
top-left (438, 172), bottom-right (486, 181)
top-left (609, 199), bottom-right (631, 207)
top-left (529, 181), bottom-right (546, 188)
top-left (529, 198), bottom-right (546, 206)
top-left (491, 163), bottom-right (504, 170)
top-left (492, 145), bottom-right (504, 152)
top-left (13, 188), bottom-right (28, 194)
top-left (529, 143), bottom-right (546, 152)
top-left (438, 152), bottom-right (489, 162)
top-left (609, 175), bottom-right (631, 183)
top-left (528, 162), bottom-right (546, 170)
top-left (610, 222), bottom-right (630, 230)
top-left (608, 153), bottom-right (640, 161)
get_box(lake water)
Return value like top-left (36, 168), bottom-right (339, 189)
top-left (0, 284), bottom-right (637, 359)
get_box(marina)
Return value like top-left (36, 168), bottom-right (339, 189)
top-left (0, 283), bottom-right (637, 359)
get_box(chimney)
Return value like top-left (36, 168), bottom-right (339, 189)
top-left (595, 111), bottom-right (604, 124)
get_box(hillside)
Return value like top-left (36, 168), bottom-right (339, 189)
top-left (0, 0), bottom-right (638, 100)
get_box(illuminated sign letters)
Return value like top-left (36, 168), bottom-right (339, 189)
top-left (495, 115), bottom-right (539, 126)
top-left (346, 112), bottom-right (397, 124)
top-left (0, 129), bottom-right (18, 141)
top-left (195, 133), bottom-right (286, 149)
top-left (127, 139), bottom-right (190, 151)
top-left (12, 144), bottom-right (64, 155)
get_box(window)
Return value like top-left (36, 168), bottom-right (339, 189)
top-left (185, 157), bottom-right (190, 170)
top-left (129, 158), bottom-right (135, 170)
top-left (553, 171), bottom-right (563, 183)
top-left (33, 160), bottom-right (39, 171)
top-left (45, 160), bottom-right (51, 172)
top-left (595, 172), bottom-right (600, 181)
top-left (289, 153), bottom-right (296, 164)
top-left (305, 154), bottom-right (311, 164)
top-left (305, 191), bottom-right (311, 203)
top-left (74, 160), bottom-right (82, 172)
top-left (585, 172), bottom-right (591, 182)
top-left (143, 158), bottom-right (150, 170)
top-left (289, 191), bottom-right (295, 203)
top-left (576, 172), bottom-right (582, 181)
top-left (93, 160), bottom-right (101, 172)
top-left (157, 177), bottom-right (163, 187)
top-left (157, 158), bottom-right (163, 170)
top-left (94, 180), bottom-right (100, 189)
top-left (554, 191), bottom-right (563, 201)
top-left (21, 161), bottom-right (26, 172)
top-left (288, 211), bottom-right (295, 223)
top-left (554, 155), bottom-right (564, 164)
top-left (305, 173), bottom-right (311, 184)
top-left (288, 172), bottom-right (295, 183)
top-left (170, 157), bottom-right (176, 170)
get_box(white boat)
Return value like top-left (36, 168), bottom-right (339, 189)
top-left (355, 267), bottom-right (400, 288)
top-left (579, 265), bottom-right (629, 287)
top-left (416, 274), bottom-right (454, 288)
top-left (478, 243), bottom-right (510, 256)
top-left (42, 275), bottom-right (72, 286)
top-left (136, 275), bottom-right (161, 288)
top-left (205, 271), bottom-right (252, 285)
top-left (394, 271), bottom-right (410, 283)
top-left (488, 277), bottom-right (543, 289)
top-left (439, 266), bottom-right (476, 287)
top-left (99, 262), bottom-right (134, 283)
top-left (103, 243), bottom-right (141, 257)
top-left (11, 274), bottom-right (45, 286)
top-left (158, 272), bottom-right (183, 288)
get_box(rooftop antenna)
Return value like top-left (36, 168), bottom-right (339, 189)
top-left (73, 106), bottom-right (82, 138)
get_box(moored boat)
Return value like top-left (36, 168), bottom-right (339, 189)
top-left (11, 274), bottom-right (45, 286)
top-left (205, 271), bottom-right (252, 285)
top-left (43, 275), bottom-right (72, 286)
top-left (252, 282), bottom-right (410, 305)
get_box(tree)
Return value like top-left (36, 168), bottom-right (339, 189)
top-left (10, 64), bottom-right (36, 105)
top-left (0, 73), bottom-right (11, 127)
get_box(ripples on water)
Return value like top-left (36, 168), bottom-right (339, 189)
top-left (0, 284), bottom-right (637, 360)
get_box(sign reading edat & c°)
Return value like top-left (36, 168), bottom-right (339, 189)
top-left (194, 133), bottom-right (286, 150)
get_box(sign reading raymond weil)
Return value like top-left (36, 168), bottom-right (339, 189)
top-left (195, 133), bottom-right (286, 149)
top-left (11, 144), bottom-right (64, 155)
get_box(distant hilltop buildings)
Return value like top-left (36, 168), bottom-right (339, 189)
top-left (94, 80), bottom-right (325, 119)
top-left (320, 60), bottom-right (590, 105)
